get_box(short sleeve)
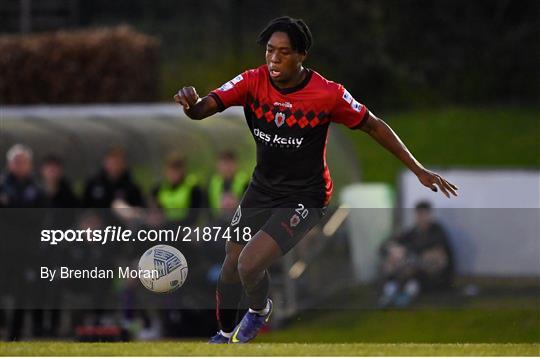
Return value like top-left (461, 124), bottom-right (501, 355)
top-left (209, 71), bottom-right (252, 112)
top-left (330, 85), bottom-right (368, 129)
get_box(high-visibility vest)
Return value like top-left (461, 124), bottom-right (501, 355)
top-left (208, 172), bottom-right (249, 216)
top-left (157, 174), bottom-right (199, 221)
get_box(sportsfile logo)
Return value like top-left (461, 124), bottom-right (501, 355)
top-left (253, 128), bottom-right (304, 148)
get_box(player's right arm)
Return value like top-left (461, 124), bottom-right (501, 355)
top-left (173, 86), bottom-right (219, 120)
top-left (174, 70), bottom-right (253, 120)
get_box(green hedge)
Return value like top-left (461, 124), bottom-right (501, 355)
top-left (0, 26), bottom-right (159, 104)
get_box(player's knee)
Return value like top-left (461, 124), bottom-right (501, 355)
top-left (237, 255), bottom-right (260, 284)
top-left (220, 255), bottom-right (240, 282)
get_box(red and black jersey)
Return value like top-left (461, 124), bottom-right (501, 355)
top-left (210, 65), bottom-right (368, 206)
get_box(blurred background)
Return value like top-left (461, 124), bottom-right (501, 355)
top-left (0, 0), bottom-right (539, 344)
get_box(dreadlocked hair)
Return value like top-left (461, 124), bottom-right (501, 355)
top-left (257, 16), bottom-right (313, 54)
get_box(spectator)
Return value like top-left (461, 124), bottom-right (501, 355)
top-left (83, 147), bottom-right (144, 208)
top-left (151, 152), bottom-right (203, 226)
top-left (38, 154), bottom-right (79, 338)
top-left (0, 144), bottom-right (44, 207)
top-left (208, 151), bottom-right (248, 220)
top-left (0, 144), bottom-right (45, 340)
top-left (378, 201), bottom-right (454, 307)
top-left (40, 154), bottom-right (79, 208)
top-left (67, 211), bottom-right (117, 337)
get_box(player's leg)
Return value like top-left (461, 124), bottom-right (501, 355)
top-left (228, 231), bottom-right (279, 343)
top-left (230, 203), bottom-right (326, 343)
top-left (209, 240), bottom-right (244, 343)
top-left (210, 187), bottom-right (272, 343)
top-left (215, 241), bottom-right (244, 335)
top-left (214, 233), bottom-right (277, 340)
top-left (237, 230), bottom-right (282, 310)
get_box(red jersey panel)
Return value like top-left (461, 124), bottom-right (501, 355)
top-left (210, 65), bottom-right (367, 206)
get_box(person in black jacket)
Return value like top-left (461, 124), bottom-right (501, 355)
top-left (378, 201), bottom-right (454, 307)
top-left (0, 144), bottom-right (46, 340)
top-left (39, 155), bottom-right (80, 337)
top-left (81, 148), bottom-right (145, 338)
top-left (83, 147), bottom-right (144, 208)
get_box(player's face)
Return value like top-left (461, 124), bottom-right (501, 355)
top-left (265, 31), bottom-right (306, 86)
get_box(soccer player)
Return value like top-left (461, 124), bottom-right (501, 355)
top-left (174, 16), bottom-right (458, 344)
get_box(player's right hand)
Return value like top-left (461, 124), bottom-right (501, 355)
top-left (174, 86), bottom-right (200, 110)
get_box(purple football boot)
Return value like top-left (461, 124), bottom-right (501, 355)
top-left (229, 299), bottom-right (273, 344)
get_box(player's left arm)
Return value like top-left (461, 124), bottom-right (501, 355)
top-left (359, 112), bottom-right (459, 198)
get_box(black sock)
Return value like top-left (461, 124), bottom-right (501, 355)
top-left (246, 271), bottom-right (270, 310)
top-left (216, 277), bottom-right (243, 333)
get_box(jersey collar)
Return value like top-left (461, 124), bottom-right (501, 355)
top-left (268, 67), bottom-right (313, 95)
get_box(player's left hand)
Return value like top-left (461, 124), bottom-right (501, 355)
top-left (416, 168), bottom-right (459, 198)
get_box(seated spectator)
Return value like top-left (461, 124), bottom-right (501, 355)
top-left (83, 147), bottom-right (144, 208)
top-left (378, 201), bottom-right (454, 307)
top-left (151, 152), bottom-right (203, 226)
top-left (40, 154), bottom-right (79, 208)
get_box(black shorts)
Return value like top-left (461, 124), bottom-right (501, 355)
top-left (230, 185), bottom-right (326, 254)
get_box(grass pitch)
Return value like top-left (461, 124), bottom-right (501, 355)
top-left (259, 308), bottom-right (540, 344)
top-left (2, 300), bottom-right (538, 356)
top-left (1, 342), bottom-right (539, 356)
